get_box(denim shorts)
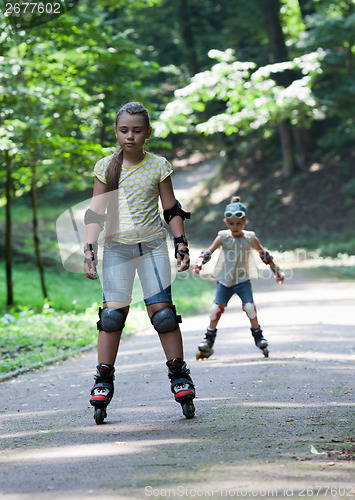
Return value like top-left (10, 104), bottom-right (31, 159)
top-left (215, 280), bottom-right (254, 306)
top-left (102, 237), bottom-right (172, 306)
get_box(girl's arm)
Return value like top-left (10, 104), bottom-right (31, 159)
top-left (208, 236), bottom-right (222, 254)
top-left (84, 178), bottom-right (108, 279)
top-left (252, 237), bottom-right (285, 283)
top-left (193, 236), bottom-right (222, 274)
top-left (252, 237), bottom-right (264, 253)
top-left (159, 176), bottom-right (190, 272)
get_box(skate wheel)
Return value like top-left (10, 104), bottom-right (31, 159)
top-left (94, 407), bottom-right (106, 425)
top-left (263, 348), bottom-right (269, 358)
top-left (182, 401), bottom-right (195, 419)
top-left (195, 349), bottom-right (213, 360)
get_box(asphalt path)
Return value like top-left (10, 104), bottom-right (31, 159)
top-left (0, 267), bottom-right (354, 499)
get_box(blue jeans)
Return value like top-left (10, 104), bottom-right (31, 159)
top-left (215, 280), bottom-right (254, 306)
top-left (102, 237), bottom-right (172, 306)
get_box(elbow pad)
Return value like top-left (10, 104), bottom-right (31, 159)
top-left (84, 209), bottom-right (106, 230)
top-left (163, 201), bottom-right (191, 224)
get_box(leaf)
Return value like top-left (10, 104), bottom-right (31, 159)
top-left (310, 445), bottom-right (326, 455)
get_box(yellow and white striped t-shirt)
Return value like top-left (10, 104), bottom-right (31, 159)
top-left (94, 151), bottom-right (173, 244)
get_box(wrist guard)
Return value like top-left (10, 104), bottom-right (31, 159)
top-left (259, 250), bottom-right (273, 265)
top-left (163, 201), bottom-right (191, 224)
top-left (174, 236), bottom-right (189, 259)
top-left (83, 242), bottom-right (98, 266)
top-left (194, 250), bottom-right (211, 271)
top-left (271, 265), bottom-right (285, 284)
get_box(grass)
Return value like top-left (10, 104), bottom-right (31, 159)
top-left (0, 264), bottom-right (215, 375)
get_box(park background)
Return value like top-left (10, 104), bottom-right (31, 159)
top-left (0, 0), bottom-right (354, 375)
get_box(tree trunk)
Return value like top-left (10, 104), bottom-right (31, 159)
top-left (31, 166), bottom-right (49, 300)
top-left (292, 126), bottom-right (313, 170)
top-left (257, 0), bottom-right (288, 63)
top-left (177, 0), bottom-right (200, 75)
top-left (257, 0), bottom-right (314, 175)
top-left (298, 0), bottom-right (316, 22)
top-left (5, 153), bottom-right (13, 307)
top-left (279, 121), bottom-right (296, 177)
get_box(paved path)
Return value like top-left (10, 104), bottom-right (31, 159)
top-left (0, 268), bottom-right (354, 499)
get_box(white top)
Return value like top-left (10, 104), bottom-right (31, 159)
top-left (213, 229), bottom-right (257, 286)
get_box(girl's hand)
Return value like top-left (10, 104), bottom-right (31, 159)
top-left (176, 245), bottom-right (190, 272)
top-left (193, 250), bottom-right (211, 274)
top-left (84, 254), bottom-right (97, 280)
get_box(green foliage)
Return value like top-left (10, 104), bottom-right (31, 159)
top-left (341, 178), bottom-right (355, 207)
top-left (0, 305), bottom-right (98, 373)
top-left (154, 48), bottom-right (325, 139)
top-left (0, 0), bottom-right (161, 203)
top-left (317, 239), bottom-right (355, 259)
top-left (280, 0), bottom-right (305, 46)
top-left (293, 0), bottom-right (355, 151)
top-left (172, 272), bottom-right (215, 314)
top-left (153, 0), bottom-right (355, 163)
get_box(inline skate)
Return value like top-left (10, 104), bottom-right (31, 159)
top-left (195, 328), bottom-right (217, 360)
top-left (251, 327), bottom-right (269, 357)
top-left (90, 363), bottom-right (115, 424)
top-left (166, 358), bottom-right (195, 419)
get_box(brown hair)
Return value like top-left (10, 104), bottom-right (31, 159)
top-left (231, 195), bottom-right (241, 203)
top-left (105, 102), bottom-right (151, 244)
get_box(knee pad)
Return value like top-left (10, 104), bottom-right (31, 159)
top-left (151, 306), bottom-right (182, 334)
top-left (210, 303), bottom-right (225, 321)
top-left (97, 307), bottom-right (127, 332)
top-left (243, 302), bottom-right (257, 319)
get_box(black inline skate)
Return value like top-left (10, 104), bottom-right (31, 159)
top-left (195, 328), bottom-right (217, 360)
top-left (166, 358), bottom-right (195, 419)
top-left (251, 327), bottom-right (269, 357)
top-left (90, 363), bottom-right (115, 424)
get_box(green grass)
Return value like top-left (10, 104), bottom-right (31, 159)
top-left (0, 264), bottom-right (215, 375)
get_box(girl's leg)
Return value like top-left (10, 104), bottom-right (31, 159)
top-left (207, 282), bottom-right (234, 329)
top-left (100, 241), bottom-right (136, 365)
top-left (146, 301), bottom-right (195, 416)
top-left (138, 240), bottom-right (183, 359)
top-left (208, 303), bottom-right (226, 330)
top-left (236, 280), bottom-right (260, 328)
top-left (250, 316), bottom-right (260, 329)
top-left (236, 281), bottom-right (268, 355)
top-left (139, 242), bottom-right (195, 416)
top-left (146, 302), bottom-right (183, 360)
top-left (97, 302), bottom-right (130, 366)
top-left (90, 299), bottom-right (130, 416)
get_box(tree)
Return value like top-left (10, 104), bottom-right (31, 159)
top-left (0, 0), bottom-right (163, 306)
top-left (154, 48), bottom-right (324, 171)
top-left (155, 0), bottom-right (354, 177)
top-left (4, 152), bottom-right (13, 306)
top-left (297, 0), bottom-right (355, 152)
